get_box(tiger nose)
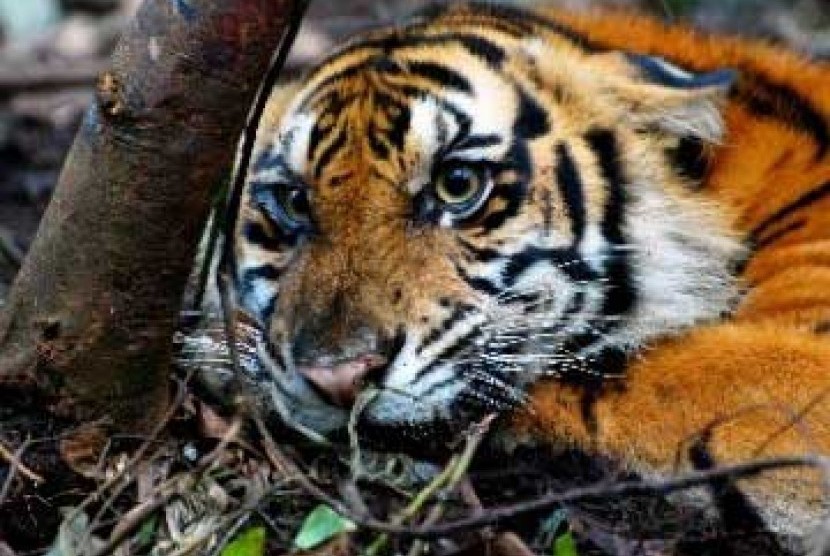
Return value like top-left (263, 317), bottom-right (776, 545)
top-left (296, 353), bottom-right (388, 408)
top-left (291, 322), bottom-right (395, 407)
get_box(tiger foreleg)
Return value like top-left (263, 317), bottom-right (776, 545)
top-left (514, 323), bottom-right (830, 539)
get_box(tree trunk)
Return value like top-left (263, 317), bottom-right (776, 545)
top-left (0, 0), bottom-right (298, 431)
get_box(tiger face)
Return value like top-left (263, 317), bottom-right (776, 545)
top-left (231, 6), bottom-right (745, 449)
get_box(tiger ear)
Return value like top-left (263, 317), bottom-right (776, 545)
top-left (599, 52), bottom-right (738, 143)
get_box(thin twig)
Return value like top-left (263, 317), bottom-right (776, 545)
top-left (215, 0), bottom-right (311, 364)
top-left (403, 416), bottom-right (496, 556)
top-left (214, 0), bottom-right (310, 409)
top-left (671, 398), bottom-right (827, 474)
top-left (0, 437), bottom-right (43, 484)
top-left (0, 228), bottom-right (24, 270)
top-left (752, 387), bottom-right (830, 458)
top-left (0, 437), bottom-right (40, 505)
top-left (220, 0), bottom-right (311, 258)
top-left (192, 203), bottom-right (225, 311)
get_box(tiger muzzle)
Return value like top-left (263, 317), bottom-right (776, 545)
top-left (289, 320), bottom-right (399, 408)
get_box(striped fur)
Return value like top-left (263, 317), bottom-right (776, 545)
top-left (230, 3), bottom-right (830, 537)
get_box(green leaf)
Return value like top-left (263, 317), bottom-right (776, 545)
top-left (136, 515), bottom-right (158, 548)
top-left (293, 505), bottom-right (356, 551)
top-left (221, 527), bottom-right (267, 556)
top-left (552, 531), bottom-right (579, 556)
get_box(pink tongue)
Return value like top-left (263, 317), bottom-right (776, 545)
top-left (297, 354), bottom-right (387, 407)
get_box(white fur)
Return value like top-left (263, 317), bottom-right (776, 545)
top-left (281, 112), bottom-right (316, 176)
top-left (586, 181), bottom-right (744, 358)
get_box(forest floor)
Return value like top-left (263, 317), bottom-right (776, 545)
top-left (0, 1), bottom-right (828, 555)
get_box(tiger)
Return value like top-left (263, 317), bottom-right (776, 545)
top-left (225, 1), bottom-right (830, 542)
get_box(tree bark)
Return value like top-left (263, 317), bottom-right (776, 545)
top-left (0, 0), bottom-right (298, 431)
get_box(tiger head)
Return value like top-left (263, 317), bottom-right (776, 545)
top-left (230, 6), bottom-right (744, 450)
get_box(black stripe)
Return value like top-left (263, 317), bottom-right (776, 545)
top-left (555, 143), bottom-right (587, 244)
top-left (307, 92), bottom-right (353, 162)
top-left (302, 33), bottom-right (506, 105)
top-left (501, 246), bottom-right (599, 288)
top-left (584, 345), bottom-right (628, 376)
top-left (753, 219), bottom-right (806, 250)
top-left (450, 134), bottom-right (502, 153)
top-left (513, 88), bottom-right (550, 140)
top-left (585, 130), bottom-right (626, 243)
top-left (242, 264), bottom-right (280, 282)
top-left (471, 3), bottom-right (603, 52)
top-left (243, 221), bottom-right (283, 251)
top-left (387, 103), bottom-right (411, 151)
top-left (584, 128), bottom-right (637, 317)
top-left (307, 118), bottom-right (337, 164)
top-left (409, 324), bottom-right (482, 386)
top-left (750, 179), bottom-right (830, 241)
top-left (734, 71), bottom-right (829, 161)
top-left (417, 3), bottom-right (602, 52)
top-left (417, 304), bottom-right (476, 356)
top-left (458, 238), bottom-right (504, 263)
top-left (476, 140), bottom-right (532, 231)
top-left (452, 34), bottom-right (506, 68)
top-left (479, 182), bottom-right (527, 231)
top-left (455, 263), bottom-right (501, 295)
top-left (312, 126), bottom-right (347, 179)
top-left (689, 436), bottom-right (776, 535)
top-left (395, 90), bottom-right (472, 144)
top-left (407, 61), bottom-right (473, 93)
top-left (367, 124), bottom-right (390, 159)
top-left (458, 369), bottom-right (521, 411)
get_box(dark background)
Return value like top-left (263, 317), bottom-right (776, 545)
top-left (0, 0), bottom-right (828, 299)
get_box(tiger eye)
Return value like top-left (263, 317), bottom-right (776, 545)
top-left (273, 186), bottom-right (311, 232)
top-left (435, 165), bottom-right (482, 205)
top-left (279, 188), bottom-right (309, 219)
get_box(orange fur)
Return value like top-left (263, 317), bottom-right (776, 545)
top-left (237, 4), bottom-right (830, 529)
top-left (503, 7), bottom-right (830, 526)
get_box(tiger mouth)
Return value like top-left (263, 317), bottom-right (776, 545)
top-left (294, 354), bottom-right (389, 407)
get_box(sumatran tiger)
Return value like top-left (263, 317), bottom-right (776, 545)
top-left (223, 2), bottom-right (830, 541)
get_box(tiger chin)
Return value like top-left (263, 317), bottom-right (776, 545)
top-left (214, 2), bottom-right (830, 545)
